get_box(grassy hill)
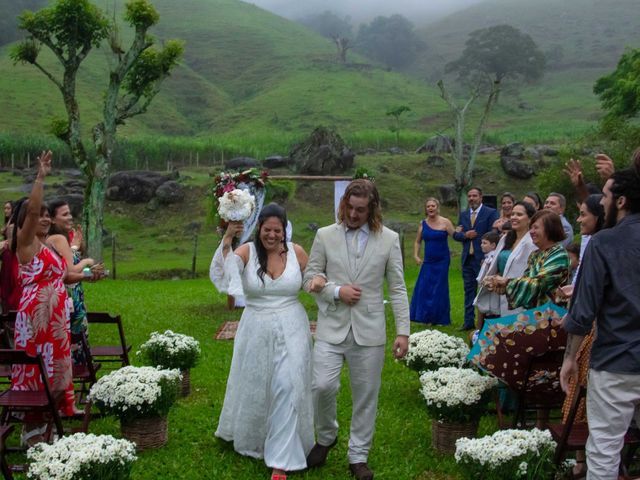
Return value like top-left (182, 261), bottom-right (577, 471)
top-left (409, 0), bottom-right (640, 143)
top-left (0, 0), bottom-right (639, 160)
top-left (0, 0), bottom-right (449, 141)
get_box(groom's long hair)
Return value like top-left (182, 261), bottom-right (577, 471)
top-left (337, 179), bottom-right (383, 233)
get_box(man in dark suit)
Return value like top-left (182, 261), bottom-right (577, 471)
top-left (453, 187), bottom-right (499, 330)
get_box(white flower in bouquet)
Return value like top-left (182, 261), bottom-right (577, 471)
top-left (455, 428), bottom-right (557, 479)
top-left (217, 188), bottom-right (255, 222)
top-left (139, 330), bottom-right (201, 370)
top-left (404, 329), bottom-right (470, 372)
top-left (27, 433), bottom-right (137, 480)
top-left (89, 366), bottom-right (181, 421)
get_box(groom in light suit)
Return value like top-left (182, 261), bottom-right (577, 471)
top-left (303, 179), bottom-right (410, 480)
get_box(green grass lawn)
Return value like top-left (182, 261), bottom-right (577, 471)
top-left (10, 254), bottom-right (498, 480)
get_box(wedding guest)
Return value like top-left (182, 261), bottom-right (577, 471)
top-left (410, 197), bottom-right (454, 325)
top-left (0, 198), bottom-right (25, 313)
top-left (544, 192), bottom-right (574, 246)
top-left (215, 204), bottom-right (313, 480)
top-left (11, 152), bottom-right (76, 444)
top-left (565, 243), bottom-right (580, 284)
top-left (493, 192), bottom-right (515, 232)
top-left (453, 187), bottom-right (499, 331)
top-left (474, 202), bottom-right (538, 334)
top-left (523, 192), bottom-right (542, 211)
top-left (487, 210), bottom-right (569, 310)
top-left (303, 179), bottom-right (409, 480)
top-left (48, 199), bottom-right (102, 365)
top-left (473, 231), bottom-right (500, 333)
top-left (2, 201), bottom-right (12, 239)
top-left (561, 163), bottom-right (640, 479)
top-left (557, 194), bottom-right (605, 477)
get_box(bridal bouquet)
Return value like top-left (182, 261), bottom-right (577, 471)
top-left (217, 188), bottom-right (256, 222)
top-left (89, 366), bottom-right (181, 422)
top-left (138, 330), bottom-right (201, 371)
top-left (420, 367), bottom-right (497, 423)
top-left (27, 433), bottom-right (137, 480)
top-left (455, 428), bottom-right (558, 480)
top-left (403, 329), bottom-right (470, 373)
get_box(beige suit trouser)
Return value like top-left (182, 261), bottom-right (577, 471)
top-left (312, 328), bottom-right (385, 464)
top-left (586, 369), bottom-right (640, 480)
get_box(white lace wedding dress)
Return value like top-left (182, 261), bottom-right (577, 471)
top-left (215, 243), bottom-right (314, 471)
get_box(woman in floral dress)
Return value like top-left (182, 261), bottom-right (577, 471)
top-left (11, 151), bottom-right (76, 440)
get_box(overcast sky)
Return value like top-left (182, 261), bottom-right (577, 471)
top-left (247, 0), bottom-right (485, 24)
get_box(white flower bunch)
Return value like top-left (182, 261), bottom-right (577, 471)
top-left (89, 366), bottom-right (181, 421)
top-left (217, 188), bottom-right (255, 222)
top-left (404, 329), bottom-right (470, 372)
top-left (420, 367), bottom-right (497, 423)
top-left (27, 433), bottom-right (136, 480)
top-left (455, 429), bottom-right (557, 479)
top-left (420, 367), bottom-right (497, 408)
top-left (138, 330), bottom-right (201, 370)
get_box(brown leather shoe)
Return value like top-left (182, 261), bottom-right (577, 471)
top-left (349, 463), bottom-right (374, 480)
top-left (306, 438), bottom-right (337, 468)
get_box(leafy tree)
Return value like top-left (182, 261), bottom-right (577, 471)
top-left (594, 47), bottom-right (640, 119)
top-left (386, 105), bottom-right (411, 147)
top-left (11, 0), bottom-right (183, 259)
top-left (446, 24), bottom-right (545, 86)
top-left (440, 24), bottom-right (545, 209)
top-left (356, 15), bottom-right (423, 69)
top-left (298, 10), bottom-right (352, 39)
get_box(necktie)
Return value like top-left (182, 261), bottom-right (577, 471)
top-left (350, 228), bottom-right (361, 269)
top-left (469, 210), bottom-right (477, 255)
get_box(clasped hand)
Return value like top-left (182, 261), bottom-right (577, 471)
top-left (307, 275), bottom-right (327, 293)
top-left (339, 284), bottom-right (361, 305)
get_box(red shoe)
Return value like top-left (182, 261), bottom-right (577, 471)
top-left (271, 474), bottom-right (287, 480)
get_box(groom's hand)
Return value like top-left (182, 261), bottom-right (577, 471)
top-left (339, 284), bottom-right (362, 306)
top-left (392, 335), bottom-right (409, 359)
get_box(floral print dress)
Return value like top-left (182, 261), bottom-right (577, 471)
top-left (12, 243), bottom-right (75, 416)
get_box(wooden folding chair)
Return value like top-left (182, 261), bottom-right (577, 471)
top-left (548, 384), bottom-right (640, 478)
top-left (0, 424), bottom-right (13, 480)
top-left (86, 313), bottom-right (131, 368)
top-left (71, 330), bottom-right (101, 404)
top-left (0, 350), bottom-right (65, 442)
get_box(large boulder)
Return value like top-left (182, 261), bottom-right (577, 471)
top-left (500, 156), bottom-right (535, 179)
top-left (415, 135), bottom-right (454, 154)
top-left (56, 179), bottom-right (86, 196)
top-left (263, 155), bottom-right (291, 169)
top-left (107, 171), bottom-right (174, 203)
top-left (289, 127), bottom-right (355, 175)
top-left (501, 143), bottom-right (525, 158)
top-left (224, 157), bottom-right (258, 170)
top-left (439, 184), bottom-right (458, 206)
top-left (155, 181), bottom-right (185, 204)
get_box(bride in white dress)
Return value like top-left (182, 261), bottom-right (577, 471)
top-left (215, 204), bottom-right (317, 480)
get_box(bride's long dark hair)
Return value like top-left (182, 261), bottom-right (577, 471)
top-left (254, 203), bottom-right (288, 285)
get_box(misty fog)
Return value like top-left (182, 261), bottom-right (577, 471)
top-left (247, 0), bottom-right (484, 24)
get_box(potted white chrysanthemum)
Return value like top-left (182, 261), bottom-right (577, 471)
top-left (420, 367), bottom-right (497, 453)
top-left (27, 433), bottom-right (136, 480)
top-left (455, 428), bottom-right (560, 479)
top-left (403, 329), bottom-right (469, 373)
top-left (88, 366), bottom-right (181, 450)
top-left (138, 330), bottom-right (200, 396)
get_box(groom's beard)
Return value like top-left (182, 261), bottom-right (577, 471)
top-left (604, 201), bottom-right (618, 229)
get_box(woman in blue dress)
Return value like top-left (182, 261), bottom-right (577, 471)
top-left (410, 197), bottom-right (454, 324)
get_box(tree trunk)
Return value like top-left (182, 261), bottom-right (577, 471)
top-left (83, 159), bottom-right (109, 261)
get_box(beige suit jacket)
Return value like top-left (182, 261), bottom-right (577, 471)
top-left (304, 223), bottom-right (410, 346)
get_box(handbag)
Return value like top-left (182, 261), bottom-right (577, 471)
top-left (474, 285), bottom-right (501, 315)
